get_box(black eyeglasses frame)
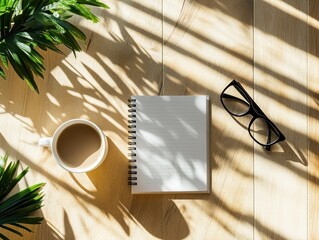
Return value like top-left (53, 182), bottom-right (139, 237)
top-left (220, 79), bottom-right (286, 151)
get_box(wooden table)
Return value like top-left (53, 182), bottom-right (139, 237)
top-left (0, 0), bottom-right (318, 239)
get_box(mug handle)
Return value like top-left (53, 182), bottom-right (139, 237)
top-left (39, 137), bottom-right (52, 147)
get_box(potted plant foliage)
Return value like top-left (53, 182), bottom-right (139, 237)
top-left (0, 154), bottom-right (45, 240)
top-left (0, 0), bottom-right (108, 93)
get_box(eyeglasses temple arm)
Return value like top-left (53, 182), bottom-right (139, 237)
top-left (234, 84), bottom-right (267, 116)
top-left (265, 122), bottom-right (271, 151)
top-left (235, 85), bottom-right (252, 103)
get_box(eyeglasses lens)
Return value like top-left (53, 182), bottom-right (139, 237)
top-left (222, 85), bottom-right (250, 116)
top-left (249, 117), bottom-right (280, 145)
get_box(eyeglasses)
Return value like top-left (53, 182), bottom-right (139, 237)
top-left (220, 80), bottom-right (285, 150)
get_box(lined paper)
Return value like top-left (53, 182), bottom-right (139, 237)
top-left (131, 96), bottom-right (210, 194)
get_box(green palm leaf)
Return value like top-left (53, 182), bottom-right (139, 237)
top-left (0, 155), bottom-right (45, 239)
top-left (0, 0), bottom-right (109, 92)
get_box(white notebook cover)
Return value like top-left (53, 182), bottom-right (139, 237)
top-left (129, 95), bottom-right (210, 194)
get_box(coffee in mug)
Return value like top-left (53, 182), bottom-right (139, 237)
top-left (39, 119), bottom-right (108, 173)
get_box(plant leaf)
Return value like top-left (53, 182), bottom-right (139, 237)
top-left (5, 47), bottom-right (39, 93)
top-left (68, 3), bottom-right (99, 23)
top-left (0, 183), bottom-right (45, 215)
top-left (0, 161), bottom-right (19, 201)
top-left (0, 65), bottom-right (5, 79)
top-left (0, 0), bottom-right (109, 92)
top-left (0, 225), bottom-right (23, 237)
top-left (0, 216), bottom-right (44, 225)
top-left (77, 0), bottom-right (109, 9)
top-left (0, 232), bottom-right (9, 240)
top-left (10, 223), bottom-right (32, 233)
top-left (0, 160), bottom-right (28, 202)
top-left (0, 192), bottom-right (44, 218)
top-left (50, 15), bottom-right (86, 41)
top-left (0, 157), bottom-right (45, 240)
top-left (0, 43), bottom-right (8, 68)
top-left (0, 153), bottom-right (8, 175)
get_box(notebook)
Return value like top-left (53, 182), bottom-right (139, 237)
top-left (128, 95), bottom-right (210, 194)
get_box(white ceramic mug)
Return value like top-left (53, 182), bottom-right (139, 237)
top-left (39, 119), bottom-right (108, 173)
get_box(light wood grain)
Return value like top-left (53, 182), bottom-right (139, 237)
top-left (308, 1), bottom-right (319, 239)
top-left (1, 0), bottom-right (163, 239)
top-left (0, 0), bottom-right (317, 239)
top-left (163, 0), bottom-right (254, 239)
top-left (254, 0), bottom-right (308, 239)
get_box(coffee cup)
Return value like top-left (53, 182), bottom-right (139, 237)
top-left (39, 119), bottom-right (108, 173)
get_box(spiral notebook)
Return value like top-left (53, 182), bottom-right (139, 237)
top-left (128, 95), bottom-right (210, 194)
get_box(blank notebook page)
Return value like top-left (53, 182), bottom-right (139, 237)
top-left (131, 95), bottom-right (210, 194)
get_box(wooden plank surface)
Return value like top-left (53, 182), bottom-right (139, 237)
top-left (308, 1), bottom-right (319, 239)
top-left (0, 0), bottom-right (317, 239)
top-left (254, 0), bottom-right (308, 239)
top-left (0, 0), bottom-right (164, 239)
top-left (163, 0), bottom-right (254, 239)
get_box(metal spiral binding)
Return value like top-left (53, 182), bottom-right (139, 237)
top-left (128, 98), bottom-right (137, 185)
